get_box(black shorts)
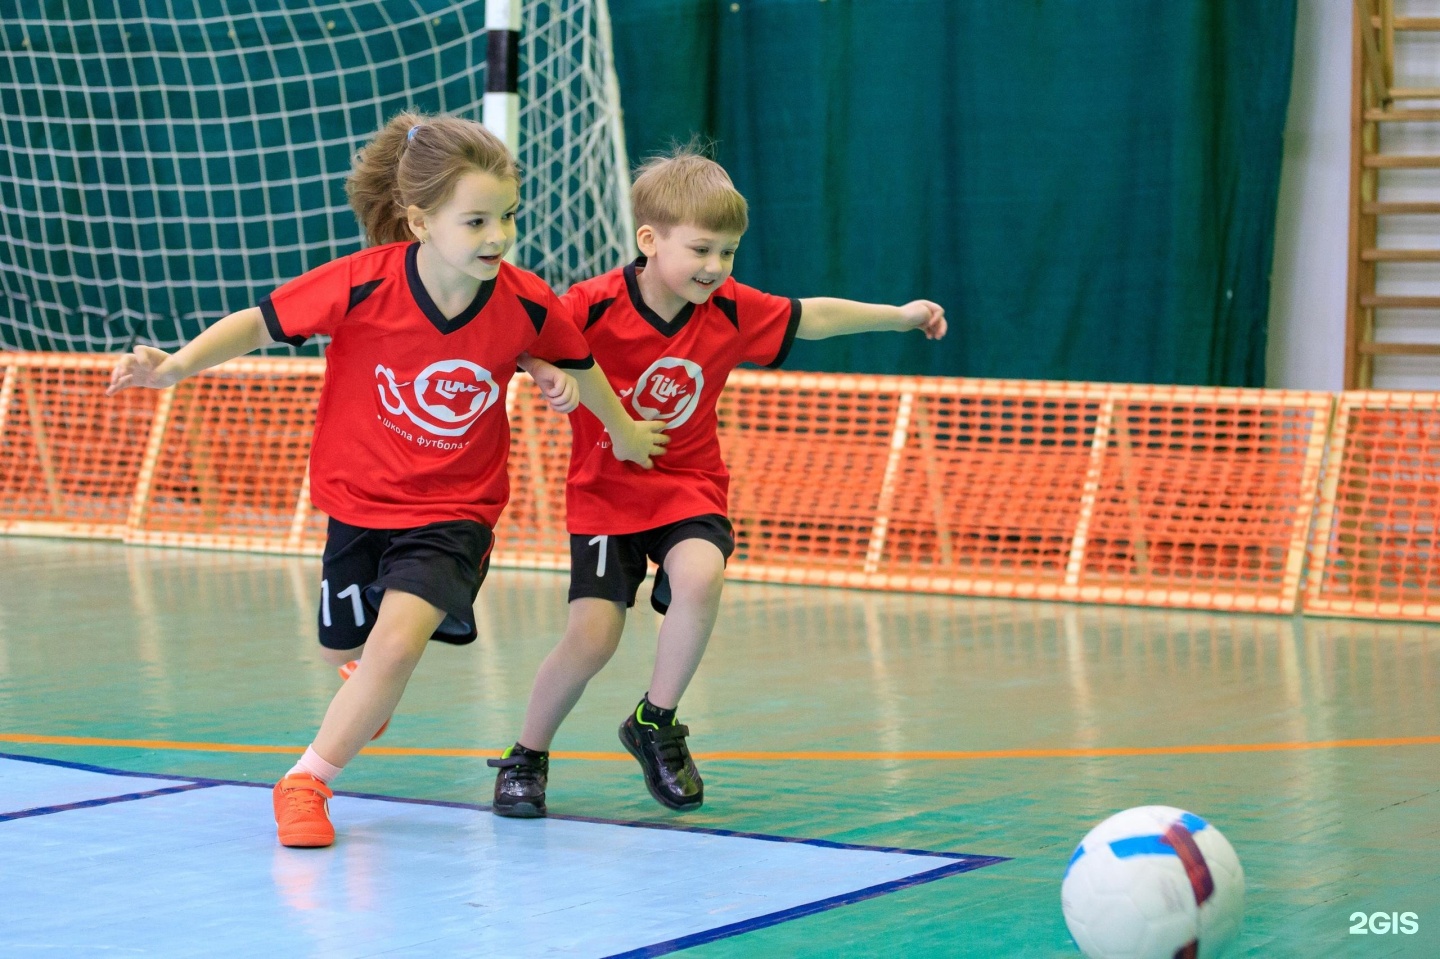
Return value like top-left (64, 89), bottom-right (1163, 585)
top-left (568, 514), bottom-right (734, 615)
top-left (318, 517), bottom-right (494, 650)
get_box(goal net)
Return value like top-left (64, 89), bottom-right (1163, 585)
top-left (0, 0), bottom-right (632, 354)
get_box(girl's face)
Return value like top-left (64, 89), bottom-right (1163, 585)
top-left (410, 170), bottom-right (518, 283)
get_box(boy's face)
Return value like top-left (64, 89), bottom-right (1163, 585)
top-left (639, 223), bottom-right (744, 306)
top-left (409, 170), bottom-right (518, 283)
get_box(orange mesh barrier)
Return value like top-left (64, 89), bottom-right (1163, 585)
top-left (722, 374), bottom-right (905, 579)
top-left (0, 352), bottom-right (1361, 617)
top-left (873, 384), bottom-right (1105, 596)
top-left (1070, 389), bottom-right (1331, 612)
top-left (491, 378), bottom-right (572, 570)
top-left (0, 354), bottom-right (158, 539)
top-left (125, 358), bottom-right (325, 555)
top-left (1305, 392), bottom-right (1440, 621)
top-left (721, 374), bottom-right (1331, 613)
top-left (721, 376), bottom-right (1109, 593)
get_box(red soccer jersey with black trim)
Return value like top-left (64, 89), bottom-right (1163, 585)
top-left (560, 257), bottom-right (801, 534)
top-left (260, 241), bottom-right (593, 529)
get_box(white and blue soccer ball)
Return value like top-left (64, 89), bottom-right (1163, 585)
top-left (1061, 806), bottom-right (1245, 959)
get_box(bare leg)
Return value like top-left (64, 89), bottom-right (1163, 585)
top-left (517, 598), bottom-right (626, 751)
top-left (318, 643), bottom-right (359, 668)
top-left (647, 539), bottom-right (725, 709)
top-left (309, 590), bottom-right (444, 767)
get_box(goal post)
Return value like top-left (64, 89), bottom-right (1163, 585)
top-left (0, 1), bottom-right (634, 355)
top-left (484, 0), bottom-right (521, 147)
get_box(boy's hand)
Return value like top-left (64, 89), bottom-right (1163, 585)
top-left (527, 360), bottom-right (580, 414)
top-left (899, 300), bottom-right (947, 340)
top-left (107, 345), bottom-right (181, 396)
top-left (609, 418), bottom-right (670, 469)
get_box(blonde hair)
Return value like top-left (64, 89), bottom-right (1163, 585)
top-left (345, 111), bottom-right (519, 246)
top-left (631, 147), bottom-right (748, 236)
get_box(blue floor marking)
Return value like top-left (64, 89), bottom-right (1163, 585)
top-left (0, 781), bottom-right (218, 821)
top-left (0, 749), bottom-right (211, 817)
top-left (605, 857), bottom-right (999, 959)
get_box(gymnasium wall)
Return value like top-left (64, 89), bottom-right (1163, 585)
top-left (1266, 0), bottom-right (1351, 391)
top-left (1264, 0), bottom-right (1440, 392)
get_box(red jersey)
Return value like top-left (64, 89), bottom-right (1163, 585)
top-left (561, 258), bottom-right (800, 534)
top-left (260, 242), bottom-right (593, 529)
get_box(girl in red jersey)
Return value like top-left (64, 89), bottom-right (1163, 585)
top-left (488, 150), bottom-right (945, 817)
top-left (107, 112), bottom-right (667, 847)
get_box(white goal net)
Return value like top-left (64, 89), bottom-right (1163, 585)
top-left (0, 0), bottom-right (632, 354)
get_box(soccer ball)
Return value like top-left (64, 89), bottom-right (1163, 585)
top-left (1061, 806), bottom-right (1244, 959)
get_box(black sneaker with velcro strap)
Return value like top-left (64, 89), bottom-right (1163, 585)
top-left (618, 707), bottom-right (703, 811)
top-left (487, 744), bottom-right (548, 818)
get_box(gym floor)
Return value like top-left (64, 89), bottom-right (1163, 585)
top-left (1, 537), bottom-right (1436, 957)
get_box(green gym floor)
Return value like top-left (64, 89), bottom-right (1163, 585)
top-left (1, 536), bottom-right (1437, 957)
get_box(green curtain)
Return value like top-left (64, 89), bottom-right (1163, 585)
top-left (609, 0), bottom-right (1297, 386)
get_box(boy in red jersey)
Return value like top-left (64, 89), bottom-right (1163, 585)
top-left (489, 150), bottom-right (945, 816)
top-left (108, 112), bottom-right (667, 847)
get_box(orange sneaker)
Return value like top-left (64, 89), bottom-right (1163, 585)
top-left (338, 660), bottom-right (390, 740)
top-left (272, 772), bottom-right (334, 848)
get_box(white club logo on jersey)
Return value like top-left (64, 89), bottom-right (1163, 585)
top-left (631, 357), bottom-right (704, 430)
top-left (375, 359), bottom-right (499, 437)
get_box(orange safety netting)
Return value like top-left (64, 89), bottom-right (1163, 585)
top-left (722, 373), bottom-right (908, 579)
top-left (3, 352), bottom-right (1412, 619)
top-left (0, 354), bottom-right (157, 538)
top-left (124, 358), bottom-right (325, 554)
top-left (1305, 392), bottom-right (1440, 621)
top-left (1069, 389), bottom-right (1331, 612)
top-left (491, 380), bottom-right (571, 569)
top-left (721, 374), bottom-right (1331, 613)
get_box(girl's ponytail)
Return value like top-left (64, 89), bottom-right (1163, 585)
top-left (345, 111), bottom-right (518, 246)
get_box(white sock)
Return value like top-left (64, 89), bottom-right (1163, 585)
top-left (287, 745), bottom-right (343, 783)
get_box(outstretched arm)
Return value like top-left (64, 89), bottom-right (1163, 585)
top-left (107, 307), bottom-right (273, 396)
top-left (796, 298), bottom-right (946, 341)
top-left (568, 363), bottom-right (669, 469)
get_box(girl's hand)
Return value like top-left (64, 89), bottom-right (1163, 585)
top-left (899, 300), bottom-right (947, 340)
top-left (107, 345), bottom-right (181, 396)
top-left (609, 418), bottom-right (670, 469)
top-left (528, 361), bottom-right (580, 414)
